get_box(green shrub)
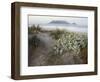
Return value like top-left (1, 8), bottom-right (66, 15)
top-left (28, 24), bottom-right (41, 34)
top-left (28, 35), bottom-right (40, 48)
top-left (52, 31), bottom-right (88, 56)
top-left (50, 29), bottom-right (65, 40)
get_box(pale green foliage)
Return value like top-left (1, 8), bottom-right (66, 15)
top-left (50, 29), bottom-right (64, 40)
top-left (28, 24), bottom-right (41, 34)
top-left (52, 31), bottom-right (87, 56)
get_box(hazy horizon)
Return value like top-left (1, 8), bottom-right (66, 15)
top-left (28, 15), bottom-right (88, 27)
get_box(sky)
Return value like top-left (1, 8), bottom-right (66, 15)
top-left (28, 15), bottom-right (88, 27)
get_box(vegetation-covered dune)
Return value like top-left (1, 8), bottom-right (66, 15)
top-left (28, 25), bottom-right (88, 66)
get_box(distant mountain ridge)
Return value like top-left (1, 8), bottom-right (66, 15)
top-left (29, 20), bottom-right (87, 27)
top-left (48, 20), bottom-right (78, 26)
top-left (49, 20), bottom-right (70, 24)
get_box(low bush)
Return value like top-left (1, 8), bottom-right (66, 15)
top-left (51, 30), bottom-right (88, 56)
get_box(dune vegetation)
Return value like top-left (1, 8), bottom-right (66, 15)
top-left (28, 25), bottom-right (88, 66)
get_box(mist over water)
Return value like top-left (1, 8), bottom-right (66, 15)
top-left (29, 16), bottom-right (88, 33)
top-left (40, 25), bottom-right (87, 33)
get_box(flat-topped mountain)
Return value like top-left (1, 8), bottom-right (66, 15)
top-left (48, 20), bottom-right (70, 25)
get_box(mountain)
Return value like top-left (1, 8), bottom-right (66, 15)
top-left (48, 20), bottom-right (70, 26)
top-left (72, 22), bottom-right (77, 25)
